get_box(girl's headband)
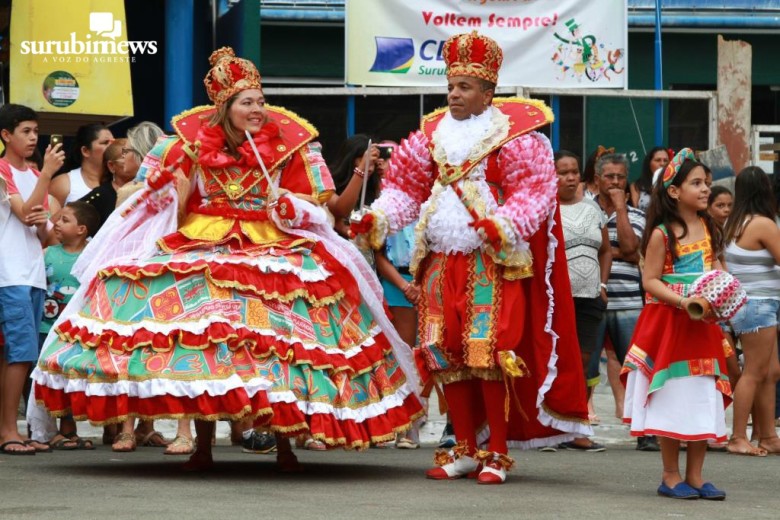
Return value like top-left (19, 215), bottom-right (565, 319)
top-left (595, 145), bottom-right (615, 161)
top-left (662, 148), bottom-right (696, 188)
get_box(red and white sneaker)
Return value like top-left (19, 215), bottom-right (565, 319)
top-left (425, 441), bottom-right (479, 480)
top-left (475, 451), bottom-right (514, 485)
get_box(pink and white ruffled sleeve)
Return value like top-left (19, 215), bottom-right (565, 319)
top-left (494, 131), bottom-right (558, 242)
top-left (370, 130), bottom-right (436, 238)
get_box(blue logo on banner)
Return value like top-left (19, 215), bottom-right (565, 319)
top-left (369, 37), bottom-right (414, 73)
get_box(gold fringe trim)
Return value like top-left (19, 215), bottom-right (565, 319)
top-left (433, 440), bottom-right (471, 466)
top-left (368, 209), bottom-right (389, 250)
top-left (541, 402), bottom-right (592, 426)
top-left (434, 367), bottom-right (503, 385)
top-left (170, 105), bottom-right (216, 143)
top-left (498, 351), bottom-right (530, 422)
top-left (474, 450), bottom-right (515, 471)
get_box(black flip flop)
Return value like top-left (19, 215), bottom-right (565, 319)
top-left (0, 440), bottom-right (36, 455)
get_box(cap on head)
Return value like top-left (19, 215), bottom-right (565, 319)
top-left (203, 47), bottom-right (262, 107)
top-left (443, 31), bottom-right (503, 85)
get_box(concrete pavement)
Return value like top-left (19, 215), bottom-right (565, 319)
top-left (6, 380), bottom-right (779, 520)
top-left (1, 437), bottom-right (778, 520)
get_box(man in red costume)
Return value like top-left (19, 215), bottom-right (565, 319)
top-left (352, 31), bottom-right (591, 484)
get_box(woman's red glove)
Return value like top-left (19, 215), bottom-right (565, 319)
top-left (146, 168), bottom-right (175, 191)
top-left (273, 195), bottom-right (297, 221)
top-left (471, 218), bottom-right (504, 251)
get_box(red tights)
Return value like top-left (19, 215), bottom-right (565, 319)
top-left (443, 379), bottom-right (508, 456)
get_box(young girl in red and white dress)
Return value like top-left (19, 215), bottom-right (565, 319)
top-left (622, 149), bottom-right (730, 501)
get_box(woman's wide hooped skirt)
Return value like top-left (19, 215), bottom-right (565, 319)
top-left (33, 229), bottom-right (424, 449)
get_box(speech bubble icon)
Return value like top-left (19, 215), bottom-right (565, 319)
top-left (89, 12), bottom-right (115, 33)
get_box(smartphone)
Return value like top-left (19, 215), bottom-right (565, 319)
top-left (50, 134), bottom-right (63, 148)
top-left (377, 145), bottom-right (393, 160)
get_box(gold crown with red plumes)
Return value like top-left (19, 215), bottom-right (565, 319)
top-left (203, 47), bottom-right (262, 107)
top-left (443, 31), bottom-right (503, 85)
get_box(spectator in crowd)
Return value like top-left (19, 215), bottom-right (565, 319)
top-left (590, 153), bottom-right (658, 451)
top-left (0, 103), bottom-right (64, 455)
top-left (80, 138), bottom-right (131, 228)
top-left (108, 122), bottom-right (174, 453)
top-left (724, 166), bottom-right (780, 456)
top-left (326, 134), bottom-right (380, 239)
top-left (372, 141), bottom-right (422, 449)
top-left (555, 150), bottom-right (611, 452)
top-left (29, 201), bottom-right (100, 450)
top-left (630, 147), bottom-right (671, 213)
top-left (579, 145), bottom-right (614, 200)
top-left (707, 185), bottom-right (733, 228)
top-left (325, 134), bottom-right (422, 450)
top-left (115, 121), bottom-right (166, 207)
top-left (704, 184), bottom-right (741, 399)
top-left (49, 124), bottom-right (113, 205)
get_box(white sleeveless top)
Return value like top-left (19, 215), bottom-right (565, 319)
top-left (64, 168), bottom-right (92, 203)
top-left (724, 241), bottom-right (780, 299)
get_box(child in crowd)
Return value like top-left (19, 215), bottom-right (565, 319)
top-left (705, 185), bottom-right (741, 397)
top-left (707, 186), bottom-right (733, 228)
top-left (0, 103), bottom-right (65, 455)
top-left (622, 149), bottom-right (730, 500)
top-left (32, 201), bottom-right (100, 449)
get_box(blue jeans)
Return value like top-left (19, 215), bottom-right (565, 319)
top-left (587, 307), bottom-right (642, 380)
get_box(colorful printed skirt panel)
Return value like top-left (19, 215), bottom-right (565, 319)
top-left (34, 232), bottom-right (424, 449)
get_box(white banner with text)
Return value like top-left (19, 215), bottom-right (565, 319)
top-left (346, 0), bottom-right (627, 88)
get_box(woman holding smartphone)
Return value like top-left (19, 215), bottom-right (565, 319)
top-left (49, 124), bottom-right (113, 205)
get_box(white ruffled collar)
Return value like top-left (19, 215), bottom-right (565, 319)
top-left (431, 106), bottom-right (510, 167)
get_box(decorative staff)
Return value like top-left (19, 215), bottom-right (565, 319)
top-left (244, 129), bottom-right (280, 202)
top-left (350, 139), bottom-right (372, 223)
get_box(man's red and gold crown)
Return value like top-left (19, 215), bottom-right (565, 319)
top-left (203, 47), bottom-right (262, 107)
top-left (443, 31), bottom-right (503, 85)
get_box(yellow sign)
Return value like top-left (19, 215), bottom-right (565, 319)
top-left (9, 0), bottom-right (146, 120)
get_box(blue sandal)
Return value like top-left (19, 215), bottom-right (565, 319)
top-left (657, 481), bottom-right (699, 499)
